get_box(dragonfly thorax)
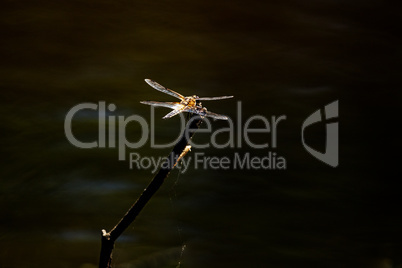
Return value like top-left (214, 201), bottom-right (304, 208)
top-left (182, 96), bottom-right (198, 108)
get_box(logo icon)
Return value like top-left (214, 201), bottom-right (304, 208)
top-left (301, 100), bottom-right (339, 167)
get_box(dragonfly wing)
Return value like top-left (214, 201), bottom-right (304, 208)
top-left (184, 107), bottom-right (229, 120)
top-left (140, 101), bottom-right (180, 109)
top-left (145, 79), bottom-right (185, 100)
top-left (162, 105), bottom-right (186, 119)
top-left (196, 96), bottom-right (233, 101)
top-left (205, 111), bottom-right (229, 120)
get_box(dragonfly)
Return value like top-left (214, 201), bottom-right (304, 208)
top-left (141, 79), bottom-right (233, 120)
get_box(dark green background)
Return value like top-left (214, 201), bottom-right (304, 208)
top-left (1, 0), bottom-right (400, 267)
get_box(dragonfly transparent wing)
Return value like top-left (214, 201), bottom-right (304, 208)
top-left (196, 96), bottom-right (233, 101)
top-left (145, 79), bottom-right (185, 100)
top-left (140, 101), bottom-right (180, 109)
top-left (162, 105), bottom-right (186, 119)
top-left (186, 107), bottom-right (229, 120)
top-left (203, 110), bottom-right (229, 120)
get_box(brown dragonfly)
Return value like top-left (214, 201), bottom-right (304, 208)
top-left (141, 79), bottom-right (233, 120)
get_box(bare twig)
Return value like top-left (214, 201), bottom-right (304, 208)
top-left (99, 115), bottom-right (203, 268)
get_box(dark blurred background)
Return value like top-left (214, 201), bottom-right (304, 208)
top-left (1, 0), bottom-right (401, 267)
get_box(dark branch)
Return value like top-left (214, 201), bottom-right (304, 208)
top-left (99, 115), bottom-right (203, 268)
